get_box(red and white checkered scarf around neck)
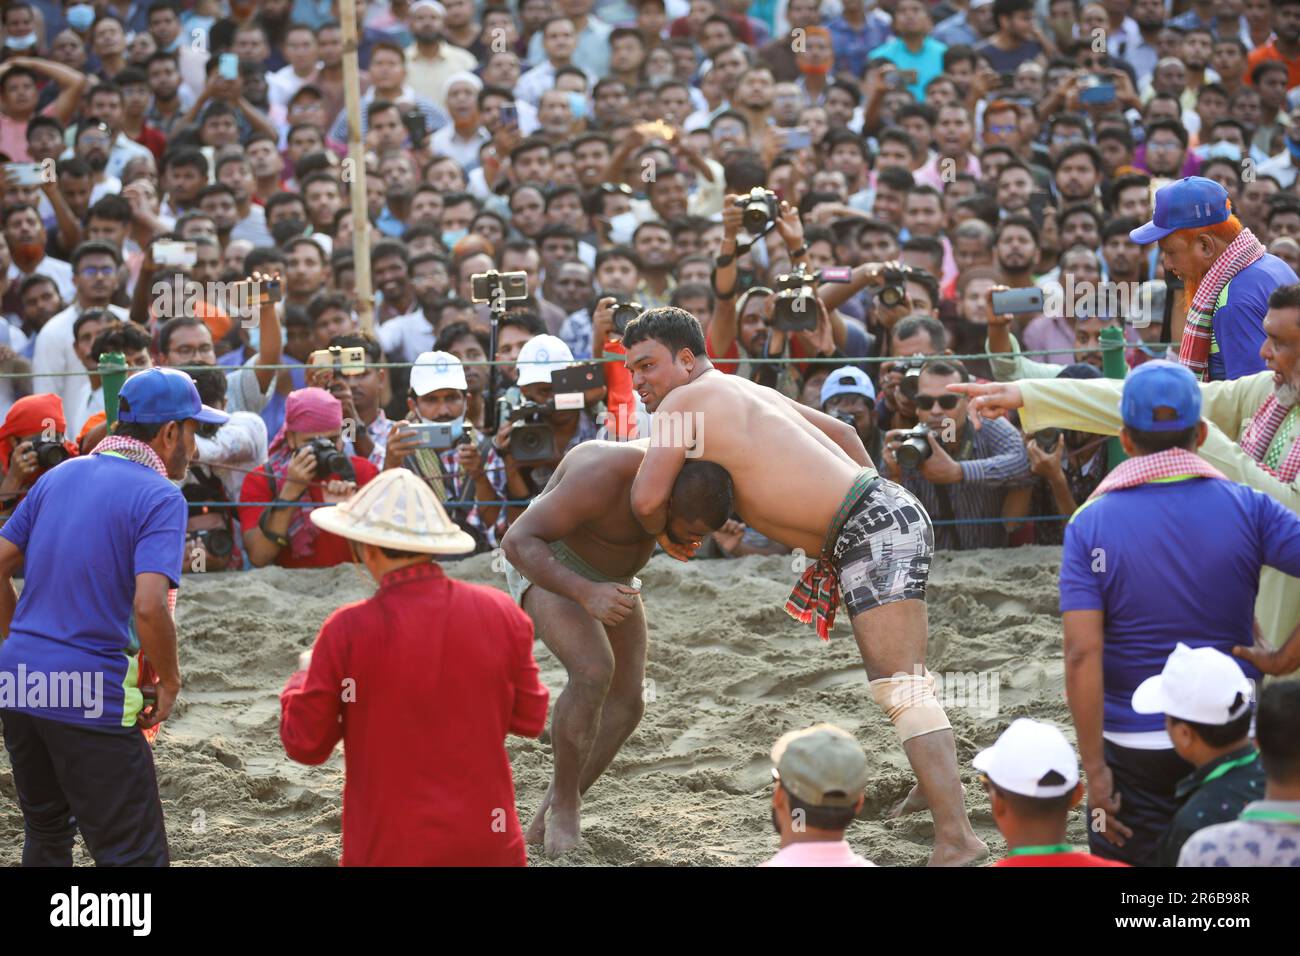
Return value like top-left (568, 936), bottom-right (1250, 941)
top-left (1240, 391), bottom-right (1300, 484)
top-left (1087, 446), bottom-right (1228, 500)
top-left (92, 434), bottom-right (178, 742)
top-left (1177, 228), bottom-right (1265, 381)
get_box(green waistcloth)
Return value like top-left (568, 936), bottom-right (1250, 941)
top-left (550, 539), bottom-right (635, 586)
top-left (819, 468), bottom-right (880, 555)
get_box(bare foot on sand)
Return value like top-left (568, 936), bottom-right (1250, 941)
top-left (928, 835), bottom-right (989, 867)
top-left (526, 784), bottom-right (554, 846)
top-left (544, 800), bottom-right (582, 859)
top-left (888, 782), bottom-right (929, 818)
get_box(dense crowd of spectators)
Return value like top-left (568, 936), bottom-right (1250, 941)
top-left (0, 0), bottom-right (1299, 570)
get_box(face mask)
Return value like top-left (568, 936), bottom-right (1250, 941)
top-left (1204, 141), bottom-right (1242, 162)
top-left (4, 33), bottom-right (36, 50)
top-left (441, 228), bottom-right (467, 249)
top-left (607, 211), bottom-right (638, 244)
top-left (66, 4), bottom-right (95, 32)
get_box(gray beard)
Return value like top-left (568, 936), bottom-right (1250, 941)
top-left (1277, 382), bottom-right (1299, 408)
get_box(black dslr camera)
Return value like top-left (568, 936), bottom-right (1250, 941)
top-left (877, 267), bottom-right (907, 309)
top-left (734, 187), bottom-right (778, 235)
top-left (895, 424), bottom-right (934, 469)
top-left (771, 264), bottom-right (852, 332)
top-left (507, 401), bottom-right (556, 464)
top-left (896, 356), bottom-right (925, 400)
top-left (611, 299), bottom-right (644, 335)
top-left (305, 438), bottom-right (355, 481)
top-left (31, 437), bottom-right (70, 470)
top-left (772, 265), bottom-right (820, 332)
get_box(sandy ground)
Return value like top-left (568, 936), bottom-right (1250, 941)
top-left (0, 546), bottom-right (1087, 866)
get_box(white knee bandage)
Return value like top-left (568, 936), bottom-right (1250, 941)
top-left (869, 669), bottom-right (952, 743)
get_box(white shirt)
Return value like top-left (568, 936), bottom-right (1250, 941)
top-left (31, 302), bottom-right (130, 405)
top-left (9, 256), bottom-right (75, 305)
top-left (193, 410), bottom-right (269, 502)
top-left (514, 61), bottom-right (594, 108)
top-left (428, 124), bottom-right (492, 172)
top-left (230, 204), bottom-right (274, 246)
top-left (267, 63), bottom-right (318, 111)
top-left (0, 321), bottom-right (30, 421)
top-left (67, 381), bottom-right (105, 439)
top-left (1258, 150), bottom-right (1298, 190)
top-left (377, 310), bottom-right (436, 364)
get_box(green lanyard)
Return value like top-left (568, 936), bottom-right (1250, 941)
top-left (1238, 809), bottom-right (1300, 824)
top-left (1005, 843), bottom-right (1073, 857)
top-left (1200, 751), bottom-right (1257, 785)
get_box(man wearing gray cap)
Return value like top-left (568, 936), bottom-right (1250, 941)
top-left (762, 723), bottom-right (876, 867)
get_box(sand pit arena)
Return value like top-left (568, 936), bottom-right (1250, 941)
top-left (0, 546), bottom-right (1083, 866)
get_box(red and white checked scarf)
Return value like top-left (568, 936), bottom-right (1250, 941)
top-left (1240, 391), bottom-right (1300, 484)
top-left (1178, 228), bottom-right (1265, 382)
top-left (1087, 447), bottom-right (1227, 500)
top-left (92, 434), bottom-right (178, 743)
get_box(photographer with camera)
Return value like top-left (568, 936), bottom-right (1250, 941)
top-left (181, 473), bottom-right (241, 574)
top-left (384, 351), bottom-right (509, 553)
top-left (881, 359), bottom-right (1031, 551)
top-left (494, 334), bottom-right (600, 523)
top-left (821, 366), bottom-right (883, 465)
top-left (876, 315), bottom-right (949, 433)
top-left (589, 294), bottom-right (642, 440)
top-left (0, 393), bottom-right (77, 515)
top-left (238, 387), bottom-right (380, 569)
top-left (1020, 364), bottom-right (1113, 546)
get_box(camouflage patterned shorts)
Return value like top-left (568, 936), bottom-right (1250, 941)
top-left (831, 478), bottom-right (934, 618)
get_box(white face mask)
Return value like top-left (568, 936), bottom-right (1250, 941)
top-left (608, 211), bottom-right (638, 244)
top-left (4, 33), bottom-right (37, 50)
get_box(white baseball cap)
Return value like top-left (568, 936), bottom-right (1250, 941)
top-left (820, 366), bottom-right (876, 408)
top-left (409, 351), bottom-right (467, 397)
top-left (1132, 643), bottom-right (1254, 725)
top-left (972, 719), bottom-right (1079, 798)
top-left (516, 334), bottom-right (574, 388)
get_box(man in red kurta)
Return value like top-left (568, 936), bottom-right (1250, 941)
top-left (279, 470), bottom-right (549, 866)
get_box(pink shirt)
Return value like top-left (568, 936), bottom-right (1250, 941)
top-left (761, 841), bottom-right (877, 867)
top-left (0, 104), bottom-right (56, 162)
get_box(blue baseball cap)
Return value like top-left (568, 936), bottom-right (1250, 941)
top-left (117, 367), bottom-right (230, 425)
top-left (1129, 177), bottom-right (1232, 245)
top-left (820, 366), bottom-right (876, 408)
top-left (1120, 360), bottom-right (1201, 432)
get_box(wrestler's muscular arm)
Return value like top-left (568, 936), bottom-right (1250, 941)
top-left (501, 461), bottom-right (640, 626)
top-left (630, 391), bottom-right (689, 541)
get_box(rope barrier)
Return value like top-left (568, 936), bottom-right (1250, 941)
top-left (0, 343), bottom-right (1177, 378)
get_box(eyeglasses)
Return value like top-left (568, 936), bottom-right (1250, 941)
top-left (1051, 133), bottom-right (1084, 145)
top-left (597, 181), bottom-right (633, 196)
top-left (914, 394), bottom-right (960, 411)
top-left (986, 124), bottom-right (1016, 135)
top-left (170, 343), bottom-right (215, 360)
top-left (1148, 141), bottom-right (1181, 152)
top-left (77, 265), bottom-right (116, 277)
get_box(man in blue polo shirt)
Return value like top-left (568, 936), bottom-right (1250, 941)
top-left (1132, 176), bottom-right (1298, 382)
top-left (1059, 360), bottom-right (1300, 866)
top-left (0, 368), bottom-right (228, 866)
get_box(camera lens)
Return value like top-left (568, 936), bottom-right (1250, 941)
top-left (515, 429), bottom-right (543, 457)
top-left (878, 285), bottom-right (905, 308)
top-left (205, 529), bottom-right (234, 557)
top-left (35, 442), bottom-right (68, 470)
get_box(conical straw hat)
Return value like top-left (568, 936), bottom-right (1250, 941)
top-left (309, 469), bottom-right (476, 555)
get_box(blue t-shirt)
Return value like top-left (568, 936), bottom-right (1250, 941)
top-left (0, 455), bottom-right (186, 729)
top-left (1060, 477), bottom-right (1300, 733)
top-left (874, 37), bottom-right (948, 100)
top-left (1210, 253), bottom-right (1298, 381)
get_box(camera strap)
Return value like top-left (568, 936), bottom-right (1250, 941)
top-left (933, 484), bottom-right (960, 551)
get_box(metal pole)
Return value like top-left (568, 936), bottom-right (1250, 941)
top-left (100, 353), bottom-right (127, 428)
top-left (1100, 325), bottom-right (1128, 467)
top-left (339, 0), bottom-right (374, 333)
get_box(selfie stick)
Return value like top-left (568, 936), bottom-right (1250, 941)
top-left (485, 292), bottom-right (504, 433)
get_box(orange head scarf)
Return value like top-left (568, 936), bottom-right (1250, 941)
top-left (0, 393), bottom-right (77, 472)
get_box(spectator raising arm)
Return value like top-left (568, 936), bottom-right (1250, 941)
top-left (2, 56), bottom-right (88, 125)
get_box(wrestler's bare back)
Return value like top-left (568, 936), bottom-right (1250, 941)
top-left (657, 370), bottom-right (867, 555)
top-left (534, 439), bottom-right (658, 577)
